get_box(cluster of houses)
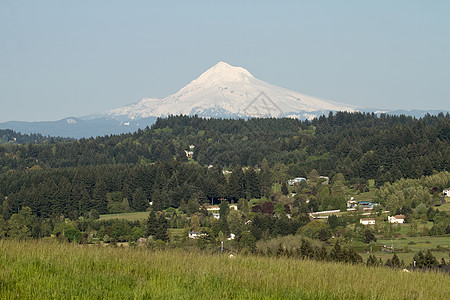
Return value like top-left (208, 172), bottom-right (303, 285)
top-left (202, 204), bottom-right (238, 220)
top-left (359, 214), bottom-right (405, 226)
top-left (347, 198), bottom-right (378, 210)
top-left (188, 203), bottom-right (241, 239)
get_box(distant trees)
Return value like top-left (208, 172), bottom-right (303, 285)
top-left (413, 250), bottom-right (438, 267)
top-left (146, 210), bottom-right (169, 242)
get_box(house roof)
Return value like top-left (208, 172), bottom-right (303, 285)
top-left (393, 215), bottom-right (405, 219)
top-left (360, 218), bottom-right (375, 221)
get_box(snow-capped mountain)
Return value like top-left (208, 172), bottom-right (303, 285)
top-left (3, 62), bottom-right (446, 138)
top-left (102, 62), bottom-right (357, 120)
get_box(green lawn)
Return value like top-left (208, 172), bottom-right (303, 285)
top-left (99, 211), bottom-right (150, 221)
top-left (169, 228), bottom-right (186, 238)
top-left (351, 190), bottom-right (377, 202)
top-left (436, 202), bottom-right (450, 212)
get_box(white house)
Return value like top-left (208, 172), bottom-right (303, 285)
top-left (288, 177), bottom-right (306, 186)
top-left (388, 215), bottom-right (405, 224)
top-left (188, 231), bottom-right (206, 239)
top-left (347, 197), bottom-right (358, 208)
top-left (319, 176), bottom-right (329, 184)
top-left (205, 205), bottom-right (220, 212)
top-left (443, 188), bottom-right (450, 197)
top-left (360, 218), bottom-right (376, 225)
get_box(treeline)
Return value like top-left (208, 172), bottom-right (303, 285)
top-left (0, 160), bottom-right (272, 218)
top-left (0, 112), bottom-right (449, 185)
top-left (0, 129), bottom-right (60, 144)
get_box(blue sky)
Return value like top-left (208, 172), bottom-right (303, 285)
top-left (1, 0), bottom-right (449, 122)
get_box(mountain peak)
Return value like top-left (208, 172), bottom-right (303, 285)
top-left (193, 61), bottom-right (254, 86)
top-left (104, 61), bottom-right (357, 120)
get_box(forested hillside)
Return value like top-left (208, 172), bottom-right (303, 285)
top-left (1, 112), bottom-right (449, 269)
top-left (1, 112), bottom-right (449, 182)
top-left (0, 129), bottom-right (59, 144)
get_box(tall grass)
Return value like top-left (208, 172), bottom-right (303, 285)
top-left (0, 239), bottom-right (448, 299)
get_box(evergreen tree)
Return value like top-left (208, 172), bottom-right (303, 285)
top-left (155, 213), bottom-right (169, 242)
top-left (245, 168), bottom-right (260, 199)
top-left (146, 210), bottom-right (158, 237)
top-left (318, 228), bottom-right (332, 242)
top-left (281, 182), bottom-right (289, 196)
top-left (300, 238), bottom-right (314, 259)
top-left (391, 253), bottom-right (402, 268)
top-left (132, 188), bottom-right (148, 212)
top-left (219, 200), bottom-right (229, 234)
top-left (92, 180), bottom-right (108, 214)
top-left (330, 241), bottom-right (344, 262)
top-left (363, 229), bottom-right (376, 243)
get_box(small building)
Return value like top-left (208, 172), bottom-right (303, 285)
top-left (443, 188), bottom-right (450, 197)
top-left (227, 233), bottom-right (236, 240)
top-left (188, 231), bottom-right (206, 239)
top-left (360, 218), bottom-right (376, 225)
top-left (388, 215), bottom-right (405, 224)
top-left (347, 197), bottom-right (358, 208)
top-left (288, 177), bottom-right (306, 186)
top-left (205, 205), bottom-right (220, 212)
top-left (357, 201), bottom-right (378, 210)
top-left (184, 150), bottom-right (194, 158)
top-left (319, 176), bottom-right (329, 184)
top-left (212, 213), bottom-right (220, 220)
top-left (189, 145), bottom-right (195, 150)
top-left (229, 204), bottom-right (238, 210)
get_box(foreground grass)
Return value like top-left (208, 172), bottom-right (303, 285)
top-left (0, 240), bottom-right (449, 299)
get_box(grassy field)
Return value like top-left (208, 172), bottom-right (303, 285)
top-left (359, 235), bottom-right (450, 263)
top-left (436, 202), bottom-right (450, 212)
top-left (352, 190), bottom-right (377, 202)
top-left (0, 240), bottom-right (449, 299)
top-left (99, 211), bottom-right (150, 221)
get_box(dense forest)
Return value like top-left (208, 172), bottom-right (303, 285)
top-left (0, 112), bottom-right (449, 220)
top-left (1, 112), bottom-right (449, 181)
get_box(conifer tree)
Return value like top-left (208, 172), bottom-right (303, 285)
top-left (146, 210), bottom-right (158, 237)
top-left (155, 213), bottom-right (169, 242)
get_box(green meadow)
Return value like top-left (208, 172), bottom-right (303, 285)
top-left (0, 240), bottom-right (448, 299)
top-left (99, 211), bottom-right (150, 221)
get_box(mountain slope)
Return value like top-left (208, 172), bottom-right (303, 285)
top-left (103, 62), bottom-right (357, 119)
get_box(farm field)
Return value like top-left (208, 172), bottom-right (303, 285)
top-left (0, 240), bottom-right (448, 299)
top-left (99, 211), bottom-right (150, 221)
top-left (359, 235), bottom-right (450, 263)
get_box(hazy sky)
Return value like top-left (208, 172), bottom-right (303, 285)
top-left (1, 1), bottom-right (449, 122)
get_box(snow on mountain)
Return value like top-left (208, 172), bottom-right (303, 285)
top-left (103, 61), bottom-right (357, 120)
